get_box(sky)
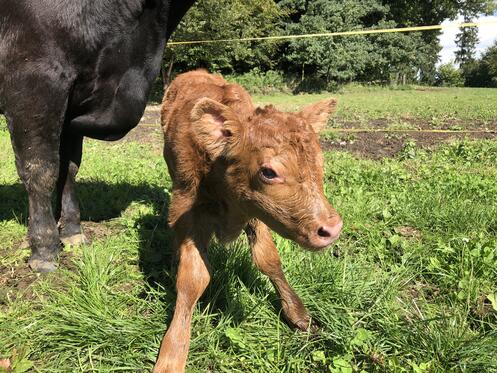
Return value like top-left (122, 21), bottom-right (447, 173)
top-left (438, 13), bottom-right (497, 65)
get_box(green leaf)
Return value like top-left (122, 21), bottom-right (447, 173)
top-left (225, 327), bottom-right (246, 349)
top-left (331, 357), bottom-right (353, 373)
top-left (312, 350), bottom-right (327, 363)
top-left (351, 328), bottom-right (372, 347)
top-left (487, 293), bottom-right (497, 312)
top-left (12, 358), bottom-right (33, 373)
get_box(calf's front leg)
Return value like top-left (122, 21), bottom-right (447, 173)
top-left (153, 236), bottom-right (211, 373)
top-left (245, 219), bottom-right (315, 331)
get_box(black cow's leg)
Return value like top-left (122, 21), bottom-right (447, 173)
top-left (6, 77), bottom-right (69, 272)
top-left (9, 121), bottom-right (63, 273)
top-left (55, 131), bottom-right (87, 246)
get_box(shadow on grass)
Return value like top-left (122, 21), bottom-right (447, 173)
top-left (0, 181), bottom-right (163, 224)
top-left (0, 181), bottom-right (274, 326)
top-left (0, 183), bottom-right (28, 223)
top-left (134, 194), bottom-right (273, 327)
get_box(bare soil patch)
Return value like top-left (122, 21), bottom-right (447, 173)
top-left (414, 87), bottom-right (446, 92)
top-left (321, 131), bottom-right (497, 159)
top-left (394, 226), bottom-right (422, 239)
top-left (81, 221), bottom-right (120, 243)
top-left (334, 117), bottom-right (497, 131)
top-left (118, 124), bottom-right (163, 151)
top-left (119, 106), bottom-right (497, 159)
top-left (0, 221), bottom-right (119, 305)
top-left (0, 261), bottom-right (38, 304)
top-left (0, 250), bottom-right (77, 306)
top-left (109, 105), bottom-right (163, 150)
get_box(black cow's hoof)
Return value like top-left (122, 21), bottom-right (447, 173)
top-left (28, 258), bottom-right (58, 273)
top-left (60, 233), bottom-right (88, 247)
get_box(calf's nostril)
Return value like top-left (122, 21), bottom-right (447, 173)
top-left (317, 227), bottom-right (331, 238)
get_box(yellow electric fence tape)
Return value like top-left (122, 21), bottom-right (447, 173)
top-left (322, 128), bottom-right (497, 134)
top-left (161, 20), bottom-right (497, 134)
top-left (168, 20), bottom-right (497, 46)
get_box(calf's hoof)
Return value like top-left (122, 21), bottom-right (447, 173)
top-left (152, 362), bottom-right (183, 373)
top-left (60, 233), bottom-right (88, 247)
top-left (28, 257), bottom-right (58, 273)
top-left (288, 315), bottom-right (320, 334)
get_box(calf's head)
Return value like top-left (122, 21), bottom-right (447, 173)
top-left (191, 98), bottom-right (342, 250)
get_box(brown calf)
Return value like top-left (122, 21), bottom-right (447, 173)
top-left (153, 70), bottom-right (342, 372)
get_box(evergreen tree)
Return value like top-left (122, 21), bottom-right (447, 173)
top-left (455, 20), bottom-right (479, 68)
top-left (455, 4), bottom-right (479, 70)
top-left (454, 0), bottom-right (497, 84)
top-left (383, 0), bottom-right (495, 83)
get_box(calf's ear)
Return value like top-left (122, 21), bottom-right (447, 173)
top-left (191, 98), bottom-right (238, 159)
top-left (298, 98), bottom-right (338, 133)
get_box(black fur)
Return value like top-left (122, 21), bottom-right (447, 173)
top-left (0, 0), bottom-right (195, 271)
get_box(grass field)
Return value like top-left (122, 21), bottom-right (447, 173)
top-left (1, 87), bottom-right (497, 372)
top-left (254, 86), bottom-right (497, 126)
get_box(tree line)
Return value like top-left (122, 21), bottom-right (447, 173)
top-left (437, 41), bottom-right (497, 87)
top-left (164, 0), bottom-right (497, 90)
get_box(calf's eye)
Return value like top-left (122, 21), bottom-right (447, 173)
top-left (260, 167), bottom-right (277, 180)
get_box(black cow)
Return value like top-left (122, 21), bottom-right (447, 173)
top-left (0, 0), bottom-right (196, 272)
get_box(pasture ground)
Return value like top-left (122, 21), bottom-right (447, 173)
top-left (1, 86), bottom-right (497, 372)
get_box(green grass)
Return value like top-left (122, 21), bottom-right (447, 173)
top-left (1, 88), bottom-right (497, 372)
top-left (254, 86), bottom-right (497, 127)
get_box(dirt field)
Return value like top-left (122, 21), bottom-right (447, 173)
top-left (128, 104), bottom-right (497, 160)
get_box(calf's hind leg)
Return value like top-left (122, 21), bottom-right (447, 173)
top-left (153, 232), bottom-right (211, 373)
top-left (245, 219), bottom-right (316, 331)
top-left (55, 131), bottom-right (87, 246)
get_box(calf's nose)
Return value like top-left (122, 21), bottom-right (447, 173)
top-left (317, 219), bottom-right (342, 239)
top-left (311, 216), bottom-right (343, 249)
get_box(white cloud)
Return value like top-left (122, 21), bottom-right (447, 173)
top-left (438, 15), bottom-right (497, 65)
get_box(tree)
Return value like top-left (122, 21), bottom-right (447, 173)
top-left (164, 0), bottom-right (497, 89)
top-left (164, 0), bottom-right (285, 74)
top-left (279, 0), bottom-right (429, 89)
top-left (382, 0), bottom-right (496, 84)
top-left (455, 20), bottom-right (479, 69)
top-left (465, 41), bottom-right (497, 87)
top-left (435, 62), bottom-right (464, 86)
top-left (454, 0), bottom-right (487, 70)
top-left (455, 0), bottom-right (497, 84)
top-left (382, 0), bottom-right (458, 84)
top-left (482, 43), bottom-right (497, 87)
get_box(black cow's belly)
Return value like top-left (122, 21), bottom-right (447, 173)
top-left (68, 50), bottom-right (163, 141)
top-left (69, 85), bottom-right (147, 141)
top-left (0, 0), bottom-right (168, 141)
top-left (65, 8), bottom-right (166, 141)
